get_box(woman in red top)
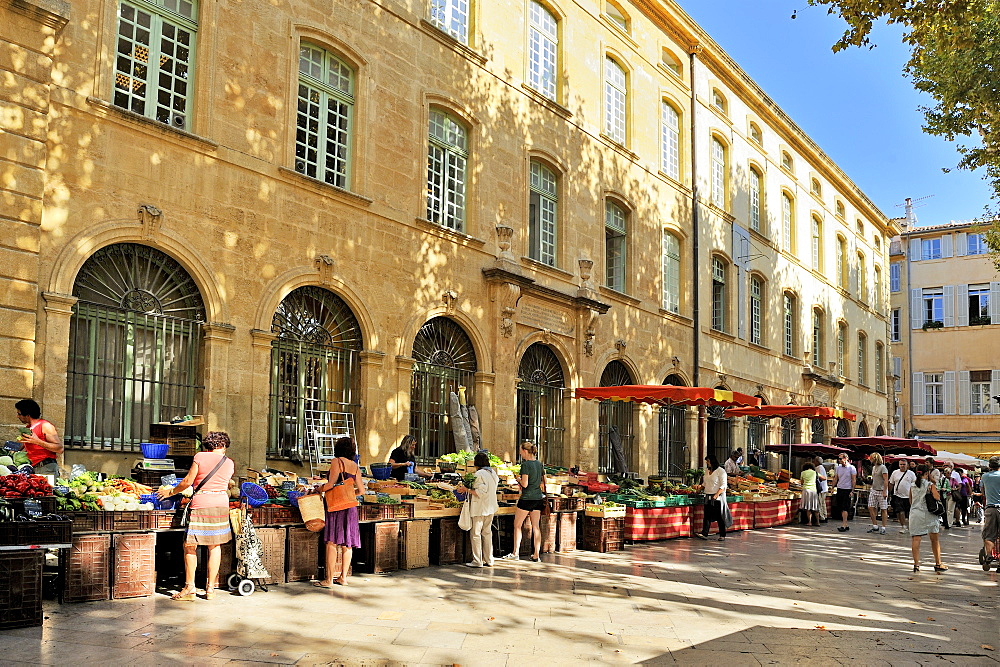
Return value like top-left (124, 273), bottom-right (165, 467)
top-left (15, 399), bottom-right (62, 475)
top-left (158, 431), bottom-right (234, 601)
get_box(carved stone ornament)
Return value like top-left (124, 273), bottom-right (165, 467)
top-left (442, 289), bottom-right (459, 313)
top-left (756, 384), bottom-right (765, 395)
top-left (671, 356), bottom-right (681, 367)
top-left (497, 282), bottom-right (520, 338)
top-left (716, 374), bottom-right (727, 387)
top-left (615, 339), bottom-right (627, 352)
top-left (583, 308), bottom-right (600, 357)
top-left (578, 258), bottom-right (596, 298)
top-left (495, 225), bottom-right (521, 274)
top-left (315, 254), bottom-right (335, 286)
top-left (138, 204), bottom-right (163, 240)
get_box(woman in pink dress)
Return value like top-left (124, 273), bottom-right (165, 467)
top-left (158, 431), bottom-right (235, 600)
top-left (314, 437), bottom-right (365, 587)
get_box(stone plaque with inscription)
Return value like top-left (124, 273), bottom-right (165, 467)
top-left (517, 299), bottom-right (575, 336)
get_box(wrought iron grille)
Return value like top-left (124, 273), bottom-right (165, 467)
top-left (857, 421), bottom-right (869, 437)
top-left (746, 417), bottom-right (767, 458)
top-left (409, 317), bottom-right (477, 461)
top-left (837, 418), bottom-right (851, 437)
top-left (811, 418), bottom-right (827, 444)
top-left (66, 244), bottom-right (205, 451)
top-left (707, 404), bottom-right (732, 465)
top-left (269, 287), bottom-right (362, 459)
top-left (781, 418), bottom-right (801, 444)
top-left (516, 343), bottom-right (565, 466)
top-left (597, 360), bottom-right (634, 473)
top-left (657, 374), bottom-right (688, 476)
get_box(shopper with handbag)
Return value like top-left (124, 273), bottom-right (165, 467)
top-left (315, 437), bottom-right (365, 587)
top-left (695, 454), bottom-right (728, 541)
top-left (501, 441), bottom-right (546, 562)
top-left (457, 452), bottom-right (500, 567)
top-left (908, 464), bottom-right (948, 573)
top-left (157, 431), bottom-right (235, 601)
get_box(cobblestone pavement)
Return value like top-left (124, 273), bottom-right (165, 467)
top-left (4, 520), bottom-right (998, 665)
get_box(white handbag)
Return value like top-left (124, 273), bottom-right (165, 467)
top-left (458, 499), bottom-right (473, 531)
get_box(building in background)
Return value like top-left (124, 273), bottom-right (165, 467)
top-left (890, 210), bottom-right (1000, 456)
top-left (2, 0), bottom-right (895, 476)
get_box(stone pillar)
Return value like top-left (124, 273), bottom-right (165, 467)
top-left (635, 403), bottom-right (655, 478)
top-left (393, 355), bottom-right (415, 457)
top-left (38, 292), bottom-right (77, 463)
top-left (248, 329), bottom-right (277, 470)
top-left (358, 349), bottom-right (386, 460)
top-left (201, 321), bottom-right (234, 436)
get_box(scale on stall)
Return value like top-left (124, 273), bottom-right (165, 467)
top-left (137, 458), bottom-right (176, 471)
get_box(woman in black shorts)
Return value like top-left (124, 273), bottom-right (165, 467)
top-left (502, 441), bottom-right (546, 562)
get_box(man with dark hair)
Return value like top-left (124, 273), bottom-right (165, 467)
top-left (14, 399), bottom-right (62, 475)
top-left (979, 457), bottom-right (1000, 571)
top-left (724, 450), bottom-right (741, 477)
top-left (813, 456), bottom-right (829, 523)
top-left (831, 452), bottom-right (857, 532)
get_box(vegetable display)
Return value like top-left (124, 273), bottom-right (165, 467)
top-left (54, 472), bottom-right (154, 511)
top-left (0, 474), bottom-right (52, 498)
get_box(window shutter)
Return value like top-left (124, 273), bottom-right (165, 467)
top-left (956, 284), bottom-right (969, 326)
top-left (941, 234), bottom-right (953, 258)
top-left (956, 232), bottom-right (967, 257)
top-left (912, 372), bottom-right (924, 415)
top-left (943, 285), bottom-right (954, 327)
top-left (993, 370), bottom-right (1000, 409)
top-left (910, 289), bottom-right (922, 329)
top-left (991, 282), bottom-right (1000, 322)
top-left (893, 356), bottom-right (902, 378)
top-left (909, 238), bottom-right (921, 260)
top-left (958, 370), bottom-right (971, 415)
top-left (944, 371), bottom-right (956, 415)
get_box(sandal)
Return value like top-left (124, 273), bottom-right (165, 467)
top-left (312, 580), bottom-right (335, 589)
top-left (334, 577), bottom-right (348, 586)
top-left (171, 586), bottom-right (197, 601)
top-left (204, 587), bottom-right (216, 600)
top-left (912, 564), bottom-right (919, 572)
top-left (934, 564), bottom-right (949, 573)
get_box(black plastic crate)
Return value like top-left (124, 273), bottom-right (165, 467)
top-left (0, 550), bottom-right (43, 628)
top-left (0, 520), bottom-right (72, 546)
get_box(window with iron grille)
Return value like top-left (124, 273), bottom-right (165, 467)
top-left (781, 417), bottom-right (800, 444)
top-left (517, 343), bottom-right (565, 466)
top-left (598, 361), bottom-right (634, 474)
top-left (749, 275), bottom-right (762, 345)
top-left (749, 168), bottom-right (761, 233)
top-left (707, 403), bottom-right (732, 465)
top-left (527, 1), bottom-right (557, 100)
top-left (811, 418), bottom-right (826, 444)
top-left (426, 109), bottom-right (468, 231)
top-left (605, 200), bottom-right (627, 291)
top-left (295, 43), bottom-right (353, 188)
top-left (268, 286), bottom-right (362, 459)
top-left (746, 415), bottom-right (766, 454)
top-left (661, 102), bottom-right (680, 180)
top-left (410, 317), bottom-right (478, 461)
top-left (66, 243), bottom-right (204, 451)
top-left (529, 160), bottom-right (558, 266)
top-left (604, 57), bottom-right (627, 144)
top-left (712, 257), bottom-right (726, 332)
top-left (114, 0), bottom-right (197, 129)
top-left (661, 231), bottom-right (680, 314)
top-left (658, 374), bottom-right (688, 475)
top-left (430, 0), bottom-right (470, 44)
top-left (836, 418), bottom-right (851, 437)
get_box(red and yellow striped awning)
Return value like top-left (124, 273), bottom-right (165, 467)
top-left (574, 385), bottom-right (761, 408)
top-left (724, 405), bottom-right (857, 420)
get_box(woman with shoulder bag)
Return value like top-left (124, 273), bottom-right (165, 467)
top-left (457, 452), bottom-right (500, 567)
top-left (695, 454), bottom-right (728, 541)
top-left (908, 464), bottom-right (948, 573)
top-left (157, 431), bottom-right (235, 601)
top-left (314, 437), bottom-right (366, 587)
top-left (501, 441), bottom-right (546, 562)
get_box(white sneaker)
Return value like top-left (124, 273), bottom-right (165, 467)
top-left (899, 528), bottom-right (909, 535)
top-left (464, 562), bottom-right (483, 568)
top-left (500, 552), bottom-right (519, 561)
top-left (879, 527), bottom-right (886, 535)
top-left (867, 526), bottom-right (878, 533)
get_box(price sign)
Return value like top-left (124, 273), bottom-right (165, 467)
top-left (23, 499), bottom-right (43, 517)
top-left (161, 474), bottom-right (178, 486)
top-left (281, 481), bottom-right (295, 491)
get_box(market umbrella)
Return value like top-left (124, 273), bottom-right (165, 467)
top-left (574, 385), bottom-right (762, 465)
top-left (608, 425), bottom-right (627, 475)
top-left (926, 450), bottom-right (985, 467)
top-left (830, 436), bottom-right (937, 456)
top-left (763, 443), bottom-right (852, 458)
top-left (726, 405), bottom-right (856, 469)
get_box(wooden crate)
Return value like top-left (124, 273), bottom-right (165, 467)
top-left (253, 505), bottom-right (301, 525)
top-left (360, 503), bottom-right (415, 521)
top-left (286, 526), bottom-right (322, 582)
top-left (517, 515), bottom-right (556, 555)
top-left (149, 424), bottom-right (200, 456)
top-left (372, 521), bottom-right (399, 573)
top-left (195, 540), bottom-right (234, 588)
top-left (556, 511), bottom-right (577, 551)
top-left (63, 533), bottom-right (111, 602)
top-left (433, 517), bottom-right (464, 565)
top-left (583, 515), bottom-right (625, 552)
top-left (399, 520), bottom-right (431, 570)
top-left (112, 532), bottom-right (156, 599)
top-left (256, 527), bottom-right (287, 585)
top-left (0, 550), bottom-right (43, 629)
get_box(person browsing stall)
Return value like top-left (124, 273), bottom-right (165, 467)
top-left (831, 453), bottom-right (857, 533)
top-left (315, 437), bottom-right (366, 587)
top-left (979, 457), bottom-right (1000, 571)
top-left (501, 441), bottom-right (546, 562)
top-left (14, 399), bottom-right (63, 476)
top-left (457, 452), bottom-right (500, 568)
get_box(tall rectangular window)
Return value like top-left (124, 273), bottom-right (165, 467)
top-left (857, 334), bottom-right (867, 386)
top-left (712, 257), bottom-right (726, 332)
top-left (783, 294), bottom-right (795, 357)
top-left (749, 276), bottom-right (762, 345)
top-left (296, 44), bottom-right (354, 188)
top-left (114, 0), bottom-right (197, 129)
top-left (812, 310), bottom-right (822, 366)
top-left (891, 309), bottom-right (901, 341)
top-left (426, 110), bottom-right (468, 231)
top-left (527, 1), bottom-right (557, 100)
top-left (968, 233), bottom-right (987, 255)
top-left (604, 57), bottom-right (627, 144)
top-left (528, 161), bottom-right (558, 266)
top-left (856, 253), bottom-right (867, 302)
top-left (875, 344), bottom-right (884, 392)
top-left (661, 231), bottom-right (680, 314)
top-left (925, 373), bottom-right (944, 414)
top-left (749, 168), bottom-right (761, 233)
top-left (873, 267), bottom-right (882, 311)
top-left (921, 238), bottom-right (942, 260)
top-left (837, 324), bottom-right (846, 376)
top-left (782, 193), bottom-right (793, 254)
top-left (971, 370), bottom-right (993, 414)
top-left (922, 288), bottom-right (944, 325)
top-left (605, 201), bottom-right (627, 291)
top-left (969, 284), bottom-right (990, 324)
top-left (811, 217), bottom-right (822, 271)
top-left (837, 237), bottom-right (848, 289)
top-left (661, 102), bottom-right (680, 180)
top-left (430, 0), bottom-right (470, 44)
top-left (711, 138), bottom-right (726, 208)
top-left (890, 263), bottom-right (900, 292)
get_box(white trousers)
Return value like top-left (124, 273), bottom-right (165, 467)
top-left (470, 514), bottom-right (495, 566)
top-left (817, 491), bottom-right (828, 520)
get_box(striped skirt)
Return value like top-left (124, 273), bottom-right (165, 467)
top-left (186, 507), bottom-right (232, 545)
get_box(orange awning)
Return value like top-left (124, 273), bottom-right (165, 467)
top-left (574, 385), bottom-right (761, 408)
top-left (724, 405), bottom-right (857, 420)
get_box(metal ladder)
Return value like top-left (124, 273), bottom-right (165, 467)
top-left (303, 410), bottom-right (356, 476)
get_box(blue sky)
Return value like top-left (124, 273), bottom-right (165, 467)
top-left (678, 0), bottom-right (993, 227)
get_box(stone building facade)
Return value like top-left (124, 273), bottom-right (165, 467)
top-left (2, 0), bottom-right (896, 476)
top-left (890, 218), bottom-right (1000, 456)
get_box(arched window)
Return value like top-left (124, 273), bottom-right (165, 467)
top-left (712, 256), bottom-right (727, 332)
top-left (658, 374), bottom-right (687, 475)
top-left (426, 109), bottom-right (469, 231)
top-left (749, 122), bottom-right (762, 145)
top-left (711, 137), bottom-right (727, 208)
top-left (661, 49), bottom-right (681, 76)
top-left (810, 177), bottom-right (822, 198)
top-left (605, 199), bottom-right (628, 291)
top-left (812, 308), bottom-right (823, 367)
top-left (746, 395), bottom-right (767, 458)
top-left (749, 166), bottom-right (762, 233)
top-left (835, 200), bottom-right (846, 218)
top-left (875, 342), bottom-right (885, 392)
top-left (781, 417), bottom-right (800, 445)
top-left (811, 418), bottom-right (826, 445)
top-left (604, 56), bottom-right (627, 144)
top-left (67, 243), bottom-right (205, 451)
top-left (783, 292), bottom-right (797, 357)
top-left (598, 360), bottom-right (634, 473)
top-left (269, 286), bottom-right (363, 459)
top-left (875, 423), bottom-right (885, 436)
top-left (430, 0), bottom-right (470, 44)
top-left (606, 1), bottom-right (629, 32)
top-left (749, 275), bottom-right (763, 345)
top-left (527, 0), bottom-right (558, 100)
top-left (529, 159), bottom-right (558, 266)
top-left (857, 332), bottom-right (868, 386)
top-left (296, 43), bottom-right (354, 188)
top-left (857, 421), bottom-right (869, 437)
top-left (410, 317), bottom-right (478, 459)
top-left (812, 216), bottom-right (823, 271)
top-left (711, 89), bottom-right (727, 114)
top-left (661, 230), bottom-right (681, 314)
top-left (781, 151), bottom-right (793, 171)
top-left (661, 101), bottom-right (680, 180)
top-left (836, 235), bottom-right (848, 290)
top-left (837, 418), bottom-right (851, 437)
top-left (873, 266), bottom-right (882, 311)
top-left (517, 343), bottom-right (566, 466)
top-left (708, 398), bottom-right (732, 465)
top-left (781, 192), bottom-right (794, 254)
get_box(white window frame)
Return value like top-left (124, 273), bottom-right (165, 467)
top-left (890, 263), bottom-right (900, 292)
top-left (857, 333), bottom-right (868, 386)
top-left (661, 231), bottom-right (680, 314)
top-left (114, 0), bottom-right (198, 130)
top-left (527, 1), bottom-right (558, 100)
top-left (430, 0), bottom-right (470, 44)
top-left (812, 309), bottom-right (822, 366)
top-left (875, 344), bottom-right (884, 392)
top-left (922, 288), bottom-right (944, 325)
top-left (969, 284), bottom-right (990, 324)
top-left (781, 193), bottom-right (793, 254)
top-left (426, 109), bottom-right (468, 231)
top-left (712, 257), bottom-right (726, 332)
top-left (749, 276), bottom-right (762, 345)
top-left (661, 102), bottom-right (680, 180)
top-left (891, 309), bottom-right (900, 341)
top-left (925, 373), bottom-right (944, 414)
top-left (921, 238), bottom-right (942, 260)
top-left (295, 43), bottom-right (354, 189)
top-left (837, 324), bottom-right (846, 377)
top-left (605, 200), bottom-right (627, 292)
top-left (528, 160), bottom-right (558, 267)
top-left (749, 168), bottom-right (761, 233)
top-left (604, 57), bottom-right (627, 145)
top-left (811, 217), bottom-right (822, 270)
top-left (711, 138), bottom-right (726, 209)
top-left (968, 233), bottom-right (987, 255)
top-left (783, 293), bottom-right (795, 357)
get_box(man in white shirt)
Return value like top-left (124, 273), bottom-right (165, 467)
top-left (889, 459), bottom-right (916, 534)
top-left (813, 456), bottom-right (829, 522)
top-left (724, 451), bottom-right (741, 477)
top-left (831, 453), bottom-right (857, 533)
top-left (949, 466), bottom-right (963, 528)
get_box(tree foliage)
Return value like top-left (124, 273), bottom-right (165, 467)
top-left (808, 0), bottom-right (1000, 264)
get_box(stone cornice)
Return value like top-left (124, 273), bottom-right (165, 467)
top-left (11, 0), bottom-right (70, 30)
top-left (41, 292), bottom-right (78, 315)
top-left (481, 268), bottom-right (611, 314)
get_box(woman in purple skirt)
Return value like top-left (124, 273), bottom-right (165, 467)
top-left (314, 437), bottom-right (365, 587)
